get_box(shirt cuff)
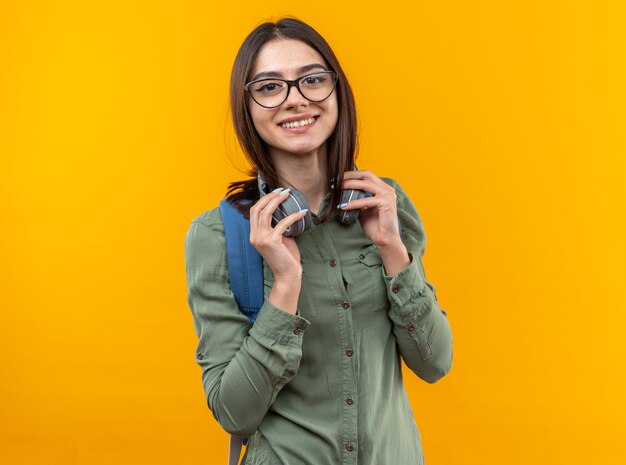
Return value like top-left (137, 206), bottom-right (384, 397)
top-left (382, 252), bottom-right (429, 307)
top-left (249, 298), bottom-right (311, 345)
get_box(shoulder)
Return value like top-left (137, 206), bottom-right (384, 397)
top-left (184, 205), bottom-right (226, 263)
top-left (187, 204), bottom-right (226, 238)
top-left (189, 205), bottom-right (224, 231)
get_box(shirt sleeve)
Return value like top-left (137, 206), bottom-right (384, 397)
top-left (380, 179), bottom-right (454, 383)
top-left (184, 214), bottom-right (310, 436)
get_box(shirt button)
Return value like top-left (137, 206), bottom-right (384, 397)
top-left (392, 285), bottom-right (400, 293)
top-left (346, 396), bottom-right (354, 405)
top-left (329, 259), bottom-right (337, 267)
top-left (346, 443), bottom-right (354, 452)
top-left (313, 217), bottom-right (320, 225)
top-left (407, 323), bottom-right (416, 332)
top-left (197, 353), bottom-right (203, 360)
top-left (342, 301), bottom-right (350, 309)
top-left (293, 327), bottom-right (302, 335)
top-left (345, 349), bottom-right (353, 357)
top-left (358, 254), bottom-right (365, 260)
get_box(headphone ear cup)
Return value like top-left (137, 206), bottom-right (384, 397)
top-left (271, 188), bottom-right (312, 237)
top-left (336, 189), bottom-right (368, 224)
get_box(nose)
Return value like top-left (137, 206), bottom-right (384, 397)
top-left (283, 82), bottom-right (308, 109)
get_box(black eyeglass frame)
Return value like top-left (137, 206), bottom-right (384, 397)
top-left (244, 70), bottom-right (338, 108)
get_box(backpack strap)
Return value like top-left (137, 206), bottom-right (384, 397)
top-left (220, 198), bottom-right (259, 463)
top-left (219, 198), bottom-right (264, 323)
top-left (228, 435), bottom-right (246, 465)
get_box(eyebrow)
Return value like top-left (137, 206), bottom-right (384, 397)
top-left (250, 63), bottom-right (329, 82)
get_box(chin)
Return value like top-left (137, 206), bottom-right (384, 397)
top-left (272, 136), bottom-right (327, 155)
top-left (283, 143), bottom-right (326, 155)
top-left (285, 143), bottom-right (322, 154)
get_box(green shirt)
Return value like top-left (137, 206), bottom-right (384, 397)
top-left (184, 177), bottom-right (453, 465)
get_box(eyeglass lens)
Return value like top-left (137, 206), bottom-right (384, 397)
top-left (248, 72), bottom-right (336, 108)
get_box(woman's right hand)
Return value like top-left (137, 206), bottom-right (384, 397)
top-left (249, 188), bottom-right (307, 284)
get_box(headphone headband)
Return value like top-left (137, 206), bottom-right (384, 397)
top-left (257, 171), bottom-right (269, 196)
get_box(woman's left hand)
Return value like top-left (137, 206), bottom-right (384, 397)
top-left (340, 169), bottom-right (412, 276)
top-left (339, 170), bottom-right (403, 249)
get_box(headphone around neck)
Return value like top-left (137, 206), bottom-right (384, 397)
top-left (257, 166), bottom-right (369, 237)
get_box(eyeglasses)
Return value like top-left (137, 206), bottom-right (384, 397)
top-left (244, 70), bottom-right (338, 108)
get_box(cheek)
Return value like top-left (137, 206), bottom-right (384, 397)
top-left (323, 100), bottom-right (339, 132)
top-left (249, 106), bottom-right (274, 137)
top-left (326, 94), bottom-right (339, 119)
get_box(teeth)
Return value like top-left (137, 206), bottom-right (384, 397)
top-left (281, 117), bottom-right (315, 129)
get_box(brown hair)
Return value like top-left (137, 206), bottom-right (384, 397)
top-left (225, 17), bottom-right (358, 223)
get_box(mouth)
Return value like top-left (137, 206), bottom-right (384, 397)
top-left (279, 116), bottom-right (317, 129)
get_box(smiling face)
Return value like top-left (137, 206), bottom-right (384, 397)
top-left (247, 39), bottom-right (339, 158)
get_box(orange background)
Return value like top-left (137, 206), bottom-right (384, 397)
top-left (1, 1), bottom-right (625, 464)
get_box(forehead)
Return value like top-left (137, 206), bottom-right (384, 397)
top-left (251, 39), bottom-right (326, 76)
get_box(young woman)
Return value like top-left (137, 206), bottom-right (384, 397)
top-left (185, 17), bottom-right (453, 465)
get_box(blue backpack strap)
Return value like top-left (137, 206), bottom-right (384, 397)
top-left (219, 198), bottom-right (264, 323)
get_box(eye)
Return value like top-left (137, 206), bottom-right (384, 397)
top-left (301, 74), bottom-right (328, 87)
top-left (253, 80), bottom-right (285, 95)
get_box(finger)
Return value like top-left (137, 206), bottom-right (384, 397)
top-left (272, 208), bottom-right (308, 236)
top-left (341, 178), bottom-right (380, 194)
top-left (342, 169), bottom-right (377, 181)
top-left (341, 168), bottom-right (360, 178)
top-left (251, 188), bottom-right (285, 231)
top-left (342, 171), bottom-right (390, 195)
top-left (337, 196), bottom-right (386, 211)
top-left (258, 188), bottom-right (292, 230)
top-left (251, 187), bottom-right (282, 214)
top-left (254, 188), bottom-right (284, 211)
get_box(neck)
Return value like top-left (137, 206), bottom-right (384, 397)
top-left (269, 144), bottom-right (329, 214)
